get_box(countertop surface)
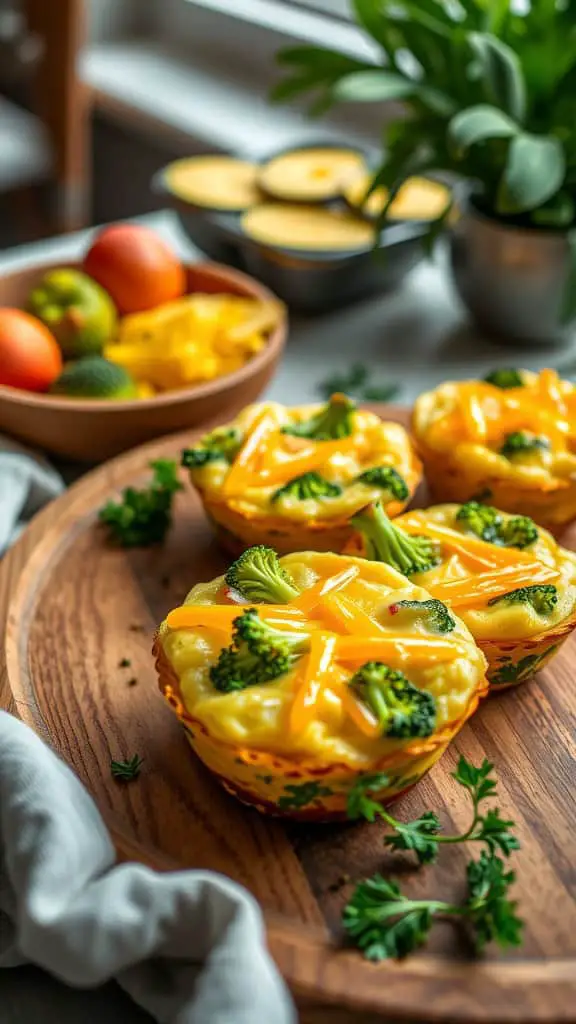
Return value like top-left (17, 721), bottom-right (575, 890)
top-left (1, 209), bottom-right (573, 1023)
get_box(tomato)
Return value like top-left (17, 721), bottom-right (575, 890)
top-left (83, 224), bottom-right (186, 315)
top-left (0, 308), bottom-right (62, 392)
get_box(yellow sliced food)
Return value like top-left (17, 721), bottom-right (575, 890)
top-left (259, 435), bottom-right (360, 486)
top-left (289, 632), bottom-right (337, 734)
top-left (292, 566), bottom-right (360, 612)
top-left (258, 147), bottom-right (365, 202)
top-left (398, 515), bottom-right (536, 569)
top-left (166, 605), bottom-right (307, 631)
top-left (320, 595), bottom-right (385, 635)
top-left (430, 563), bottom-right (560, 608)
top-left (344, 173), bottom-right (450, 221)
top-left (241, 204), bottom-right (375, 252)
top-left (336, 635), bottom-right (468, 664)
top-left (164, 156), bottom-right (261, 211)
top-left (223, 411), bottom-right (279, 495)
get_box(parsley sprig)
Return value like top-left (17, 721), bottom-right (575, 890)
top-left (317, 363), bottom-right (400, 404)
top-left (343, 850), bottom-right (523, 960)
top-left (343, 757), bottom-right (523, 961)
top-left (111, 754), bottom-right (143, 782)
top-left (348, 757), bottom-right (519, 864)
top-left (99, 459), bottom-right (183, 547)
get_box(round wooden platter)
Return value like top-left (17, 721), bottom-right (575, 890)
top-left (1, 405), bottom-right (576, 1024)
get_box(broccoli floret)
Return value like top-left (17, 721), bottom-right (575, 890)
top-left (282, 393), bottom-right (355, 441)
top-left (487, 585), bottom-right (558, 616)
top-left (498, 515), bottom-right (539, 549)
top-left (484, 368), bottom-right (524, 389)
top-left (210, 609), bottom-right (309, 692)
top-left (271, 471), bottom-right (342, 504)
top-left (387, 599), bottom-right (455, 634)
top-left (456, 501), bottom-right (502, 543)
top-left (225, 545), bottom-right (299, 603)
top-left (350, 502), bottom-right (440, 577)
top-left (499, 432), bottom-right (550, 459)
top-left (356, 466), bottom-right (409, 501)
top-left (182, 427), bottom-right (242, 469)
top-left (456, 502), bottom-right (538, 549)
top-left (349, 662), bottom-right (437, 739)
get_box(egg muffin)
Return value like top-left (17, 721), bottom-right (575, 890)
top-left (181, 395), bottom-right (421, 555)
top-left (412, 368), bottom-right (576, 531)
top-left (345, 501), bottom-right (576, 689)
top-left (154, 547), bottom-right (488, 820)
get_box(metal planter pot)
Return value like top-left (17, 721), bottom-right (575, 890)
top-left (449, 198), bottom-right (572, 343)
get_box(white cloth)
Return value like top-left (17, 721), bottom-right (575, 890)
top-left (0, 435), bottom-right (63, 553)
top-left (0, 711), bottom-right (296, 1024)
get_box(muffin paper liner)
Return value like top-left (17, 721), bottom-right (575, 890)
top-left (479, 607), bottom-right (576, 689)
top-left (415, 439), bottom-right (576, 534)
top-left (154, 638), bottom-right (488, 821)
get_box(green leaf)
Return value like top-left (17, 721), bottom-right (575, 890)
top-left (448, 104), bottom-right (519, 156)
top-left (497, 133), bottom-right (566, 214)
top-left (468, 32), bottom-right (527, 121)
top-left (531, 192), bottom-right (575, 228)
top-left (333, 70), bottom-right (415, 103)
top-left (561, 229), bottom-right (576, 325)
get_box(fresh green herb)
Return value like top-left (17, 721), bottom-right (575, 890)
top-left (111, 754), bottom-right (143, 782)
top-left (209, 608), bottom-right (309, 693)
top-left (225, 545), bottom-right (299, 603)
top-left (456, 503), bottom-right (538, 549)
top-left (500, 432), bottom-right (550, 459)
top-left (387, 598), bottom-right (455, 634)
top-left (278, 780), bottom-right (333, 810)
top-left (181, 427), bottom-right (243, 469)
top-left (484, 369), bottom-right (524, 389)
top-left (118, 657), bottom-right (131, 668)
top-left (350, 664), bottom-right (437, 740)
top-left (271, 471), bottom-right (342, 503)
top-left (488, 585), bottom-right (558, 615)
top-left (342, 851), bottom-right (523, 961)
top-left (317, 363), bottom-right (400, 404)
top-left (283, 393), bottom-right (355, 440)
top-left (347, 758), bottom-right (519, 865)
top-left (351, 501), bottom-right (440, 576)
top-left (99, 460), bottom-right (183, 547)
top-left (356, 466), bottom-right (409, 501)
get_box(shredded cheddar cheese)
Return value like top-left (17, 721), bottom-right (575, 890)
top-left (398, 514), bottom-right (535, 570)
top-left (335, 635), bottom-right (468, 664)
top-left (430, 563), bottom-right (559, 608)
top-left (222, 410), bottom-right (278, 495)
top-left (289, 632), bottom-right (337, 734)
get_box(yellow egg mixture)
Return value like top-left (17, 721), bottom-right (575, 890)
top-left (189, 400), bottom-right (420, 524)
top-left (160, 553), bottom-right (487, 770)
top-left (413, 369), bottom-right (576, 490)
top-left (394, 505), bottom-right (576, 640)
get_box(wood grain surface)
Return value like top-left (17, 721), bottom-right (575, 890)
top-left (1, 405), bottom-right (575, 1024)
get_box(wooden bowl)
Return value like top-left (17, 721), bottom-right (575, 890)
top-left (0, 260), bottom-right (287, 461)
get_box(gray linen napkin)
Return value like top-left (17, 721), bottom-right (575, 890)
top-left (0, 712), bottom-right (296, 1024)
top-left (0, 435), bottom-right (63, 553)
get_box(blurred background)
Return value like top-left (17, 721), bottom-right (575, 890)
top-left (0, 0), bottom-right (388, 246)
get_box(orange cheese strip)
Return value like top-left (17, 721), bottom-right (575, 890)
top-left (335, 635), bottom-right (468, 664)
top-left (321, 594), bottom-right (385, 635)
top-left (166, 604), bottom-right (306, 630)
top-left (223, 410), bottom-right (278, 495)
top-left (429, 562), bottom-right (559, 608)
top-left (291, 565), bottom-right (360, 613)
top-left (398, 515), bottom-right (536, 570)
top-left (290, 632), bottom-right (337, 734)
top-left (259, 436), bottom-right (359, 487)
top-left (460, 389), bottom-right (488, 442)
top-left (538, 368), bottom-right (566, 416)
top-left (334, 676), bottom-right (381, 738)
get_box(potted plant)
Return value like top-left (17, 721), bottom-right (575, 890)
top-left (273, 0), bottom-right (576, 343)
